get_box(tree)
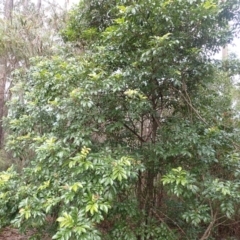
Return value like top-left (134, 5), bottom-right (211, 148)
top-left (0, 0), bottom-right (69, 152)
top-left (1, 0), bottom-right (240, 239)
top-left (0, 0), bottom-right (14, 148)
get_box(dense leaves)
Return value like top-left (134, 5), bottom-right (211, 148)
top-left (1, 0), bottom-right (240, 239)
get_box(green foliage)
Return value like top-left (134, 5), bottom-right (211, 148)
top-left (0, 167), bottom-right (20, 227)
top-left (61, 0), bottom-right (118, 44)
top-left (0, 1), bottom-right (63, 62)
top-left (2, 0), bottom-right (240, 239)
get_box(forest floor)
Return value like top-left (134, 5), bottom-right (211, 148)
top-left (0, 227), bottom-right (30, 240)
top-left (0, 227), bottom-right (51, 240)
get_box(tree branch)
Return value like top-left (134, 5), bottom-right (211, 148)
top-left (172, 86), bottom-right (208, 125)
top-left (123, 123), bottom-right (146, 143)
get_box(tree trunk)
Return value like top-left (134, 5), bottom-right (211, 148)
top-left (0, 0), bottom-right (14, 147)
top-left (36, 0), bottom-right (41, 13)
top-left (222, 46), bottom-right (228, 60)
top-left (4, 0), bottom-right (13, 20)
top-left (0, 64), bottom-right (6, 147)
top-left (65, 0), bottom-right (69, 10)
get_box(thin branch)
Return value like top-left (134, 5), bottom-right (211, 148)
top-left (123, 123), bottom-right (145, 143)
top-left (172, 86), bottom-right (208, 125)
top-left (200, 209), bottom-right (218, 240)
top-left (152, 209), bottom-right (189, 240)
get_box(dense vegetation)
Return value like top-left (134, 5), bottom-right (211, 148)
top-left (1, 0), bottom-right (240, 239)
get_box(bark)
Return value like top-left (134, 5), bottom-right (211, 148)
top-left (222, 46), bottom-right (228, 60)
top-left (36, 0), bottom-right (41, 13)
top-left (4, 0), bottom-right (13, 20)
top-left (22, 0), bottom-right (28, 13)
top-left (199, 212), bottom-right (217, 240)
top-left (0, 0), bottom-right (14, 147)
top-left (65, 0), bottom-right (69, 10)
top-left (0, 64), bottom-right (6, 147)
top-left (22, 0), bottom-right (27, 8)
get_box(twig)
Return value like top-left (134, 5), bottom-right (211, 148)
top-left (152, 208), bottom-right (189, 240)
top-left (123, 123), bottom-right (145, 142)
top-left (171, 85), bottom-right (208, 125)
top-left (199, 202), bottom-right (217, 240)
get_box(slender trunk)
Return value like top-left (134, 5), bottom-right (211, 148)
top-left (0, 0), bottom-right (14, 148)
top-left (0, 64), bottom-right (6, 147)
top-left (4, 0), bottom-right (13, 20)
top-left (199, 212), bottom-right (217, 240)
top-left (65, 0), bottom-right (69, 10)
top-left (22, 0), bottom-right (27, 8)
top-left (22, 0), bottom-right (28, 13)
top-left (222, 46), bottom-right (228, 60)
top-left (36, 0), bottom-right (41, 13)
top-left (222, 0), bottom-right (228, 61)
